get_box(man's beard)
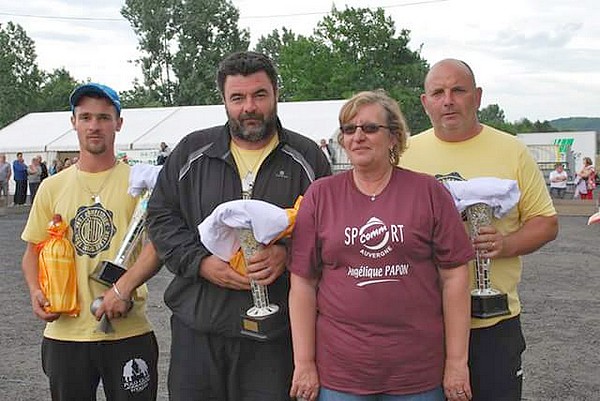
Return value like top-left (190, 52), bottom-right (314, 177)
top-left (228, 106), bottom-right (278, 143)
top-left (80, 138), bottom-right (107, 155)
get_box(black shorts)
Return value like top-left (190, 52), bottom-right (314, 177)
top-left (469, 315), bottom-right (525, 401)
top-left (168, 315), bottom-right (293, 401)
top-left (42, 332), bottom-right (158, 401)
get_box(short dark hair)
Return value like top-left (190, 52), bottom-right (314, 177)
top-left (216, 51), bottom-right (278, 95)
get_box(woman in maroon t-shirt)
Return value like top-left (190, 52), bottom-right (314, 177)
top-left (289, 90), bottom-right (474, 401)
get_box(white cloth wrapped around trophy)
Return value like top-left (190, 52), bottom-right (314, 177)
top-left (444, 177), bottom-right (520, 318)
top-left (443, 177), bottom-right (520, 217)
top-left (198, 199), bottom-right (296, 340)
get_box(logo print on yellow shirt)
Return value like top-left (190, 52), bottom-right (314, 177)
top-left (70, 204), bottom-right (116, 257)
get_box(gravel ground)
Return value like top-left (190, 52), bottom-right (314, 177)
top-left (1, 209), bottom-right (598, 400)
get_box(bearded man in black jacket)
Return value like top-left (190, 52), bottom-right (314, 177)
top-left (147, 51), bottom-right (331, 401)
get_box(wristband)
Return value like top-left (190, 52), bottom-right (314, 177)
top-left (112, 283), bottom-right (131, 303)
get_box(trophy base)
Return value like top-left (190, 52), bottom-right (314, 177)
top-left (471, 292), bottom-right (511, 318)
top-left (90, 261), bottom-right (127, 287)
top-left (240, 308), bottom-right (287, 341)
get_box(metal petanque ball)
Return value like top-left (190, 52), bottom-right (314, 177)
top-left (90, 296), bottom-right (104, 315)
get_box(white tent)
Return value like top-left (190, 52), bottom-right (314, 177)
top-left (0, 111), bottom-right (72, 154)
top-left (128, 104), bottom-right (227, 151)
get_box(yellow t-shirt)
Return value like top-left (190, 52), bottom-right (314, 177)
top-left (400, 125), bottom-right (556, 329)
top-left (230, 134), bottom-right (279, 191)
top-left (21, 163), bottom-right (152, 341)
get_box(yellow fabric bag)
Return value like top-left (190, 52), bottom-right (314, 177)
top-left (37, 214), bottom-right (79, 316)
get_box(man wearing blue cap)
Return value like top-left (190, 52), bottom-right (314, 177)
top-left (20, 83), bottom-right (161, 400)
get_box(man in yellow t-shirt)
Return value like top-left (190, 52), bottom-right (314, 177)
top-left (401, 59), bottom-right (558, 401)
top-left (21, 83), bottom-right (161, 401)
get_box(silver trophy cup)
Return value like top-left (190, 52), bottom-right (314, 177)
top-left (237, 228), bottom-right (286, 341)
top-left (88, 190), bottom-right (150, 333)
top-left (90, 190), bottom-right (151, 286)
top-left (465, 202), bottom-right (510, 318)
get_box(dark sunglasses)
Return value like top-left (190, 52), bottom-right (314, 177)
top-left (340, 123), bottom-right (389, 135)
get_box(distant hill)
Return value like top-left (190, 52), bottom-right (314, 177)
top-left (550, 117), bottom-right (600, 131)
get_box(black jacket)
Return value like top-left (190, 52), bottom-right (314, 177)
top-left (147, 121), bottom-right (331, 337)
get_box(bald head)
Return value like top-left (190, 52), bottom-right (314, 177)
top-left (420, 58), bottom-right (482, 141)
top-left (425, 59), bottom-right (477, 89)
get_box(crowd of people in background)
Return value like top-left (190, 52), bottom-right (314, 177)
top-left (1, 144), bottom-right (185, 207)
top-left (547, 157), bottom-right (596, 200)
top-left (0, 154), bottom-right (82, 206)
top-left (4, 153), bottom-right (595, 206)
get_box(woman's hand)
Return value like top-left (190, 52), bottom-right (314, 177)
top-left (443, 358), bottom-right (472, 400)
top-left (289, 361), bottom-right (319, 401)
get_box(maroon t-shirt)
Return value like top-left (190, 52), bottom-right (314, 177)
top-left (289, 168), bottom-right (474, 395)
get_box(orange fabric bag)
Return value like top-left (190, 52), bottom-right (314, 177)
top-left (37, 214), bottom-right (79, 316)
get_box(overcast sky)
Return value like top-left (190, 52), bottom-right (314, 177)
top-left (1, 0), bottom-right (599, 122)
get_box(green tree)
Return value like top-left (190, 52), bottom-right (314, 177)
top-left (0, 22), bottom-right (43, 127)
top-left (120, 78), bottom-right (164, 108)
top-left (478, 104), bottom-right (506, 126)
top-left (254, 27), bottom-right (297, 67)
top-left (254, 7), bottom-right (429, 133)
top-left (172, 0), bottom-right (250, 105)
top-left (478, 104), bottom-right (516, 134)
top-left (476, 105), bottom-right (557, 134)
top-left (511, 118), bottom-right (556, 133)
top-left (122, 0), bottom-right (179, 105)
top-left (531, 120), bottom-right (557, 132)
top-left (276, 35), bottom-right (341, 101)
top-left (514, 118), bottom-right (534, 133)
top-left (37, 68), bottom-right (80, 112)
top-left (122, 0), bottom-right (249, 107)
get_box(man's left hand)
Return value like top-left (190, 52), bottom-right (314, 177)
top-left (473, 225), bottom-right (504, 259)
top-left (95, 286), bottom-right (132, 320)
top-left (245, 244), bottom-right (287, 285)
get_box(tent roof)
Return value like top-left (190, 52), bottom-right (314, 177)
top-left (0, 111), bottom-right (72, 153)
top-left (277, 100), bottom-right (344, 143)
top-left (0, 100), bottom-right (347, 153)
top-left (129, 104), bottom-right (227, 150)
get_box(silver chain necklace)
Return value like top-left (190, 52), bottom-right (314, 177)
top-left (75, 160), bottom-right (118, 204)
top-left (353, 168), bottom-right (393, 202)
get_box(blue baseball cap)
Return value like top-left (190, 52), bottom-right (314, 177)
top-left (69, 83), bottom-right (121, 115)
